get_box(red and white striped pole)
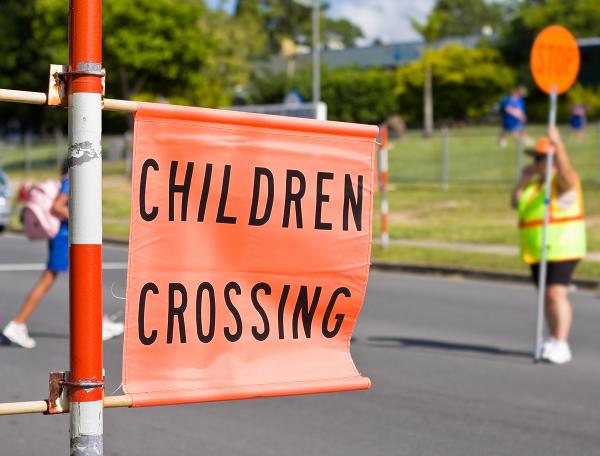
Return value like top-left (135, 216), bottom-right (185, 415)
top-left (379, 126), bottom-right (389, 249)
top-left (68, 0), bottom-right (104, 454)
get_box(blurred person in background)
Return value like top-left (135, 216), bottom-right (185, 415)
top-left (569, 104), bottom-right (587, 142)
top-left (498, 87), bottom-right (531, 148)
top-left (511, 126), bottom-right (586, 364)
top-left (2, 160), bottom-right (123, 348)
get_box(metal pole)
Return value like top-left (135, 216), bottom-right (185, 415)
top-left (312, 0), bottom-right (320, 103)
top-left (68, 0), bottom-right (104, 454)
top-left (515, 135), bottom-right (523, 182)
top-left (534, 89), bottom-right (557, 362)
top-left (379, 127), bottom-right (389, 249)
top-left (441, 126), bottom-right (449, 190)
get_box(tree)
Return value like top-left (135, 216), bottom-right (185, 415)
top-left (496, 0), bottom-right (600, 120)
top-left (0, 0), bottom-right (67, 133)
top-left (1, 0), bottom-right (261, 132)
top-left (248, 66), bottom-right (397, 124)
top-left (324, 17), bottom-right (364, 48)
top-left (410, 11), bottom-right (445, 137)
top-left (500, 0), bottom-right (600, 75)
top-left (432, 0), bottom-right (503, 38)
top-left (395, 44), bottom-right (516, 123)
top-left (234, 0), bottom-right (363, 54)
top-left (103, 0), bottom-right (212, 104)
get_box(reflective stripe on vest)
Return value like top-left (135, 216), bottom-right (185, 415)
top-left (517, 178), bottom-right (586, 264)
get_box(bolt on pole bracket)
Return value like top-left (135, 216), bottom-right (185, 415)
top-left (47, 63), bottom-right (106, 107)
top-left (46, 371), bottom-right (105, 415)
top-left (46, 371), bottom-right (67, 415)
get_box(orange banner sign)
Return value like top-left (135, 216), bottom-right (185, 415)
top-left (530, 25), bottom-right (580, 95)
top-left (122, 103), bottom-right (376, 407)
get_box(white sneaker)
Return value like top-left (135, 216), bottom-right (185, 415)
top-left (2, 321), bottom-right (36, 348)
top-left (542, 340), bottom-right (572, 365)
top-left (102, 317), bottom-right (124, 341)
top-left (540, 337), bottom-right (555, 358)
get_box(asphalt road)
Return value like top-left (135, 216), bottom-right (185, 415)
top-left (1, 234), bottom-right (599, 456)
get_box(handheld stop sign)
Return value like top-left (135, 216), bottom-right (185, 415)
top-left (530, 25), bottom-right (580, 95)
top-left (529, 25), bottom-right (579, 362)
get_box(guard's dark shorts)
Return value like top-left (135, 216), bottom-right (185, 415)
top-left (530, 260), bottom-right (580, 287)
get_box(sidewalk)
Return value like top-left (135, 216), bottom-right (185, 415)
top-left (374, 238), bottom-right (600, 262)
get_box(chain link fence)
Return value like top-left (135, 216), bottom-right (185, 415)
top-left (1, 125), bottom-right (599, 187)
top-left (389, 124), bottom-right (600, 186)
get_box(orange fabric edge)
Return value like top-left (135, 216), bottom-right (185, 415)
top-left (135, 102), bottom-right (379, 140)
top-left (129, 376), bottom-right (372, 407)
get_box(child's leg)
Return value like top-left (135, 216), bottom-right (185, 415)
top-left (13, 270), bottom-right (58, 324)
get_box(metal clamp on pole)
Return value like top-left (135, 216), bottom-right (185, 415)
top-left (46, 371), bottom-right (105, 415)
top-left (61, 380), bottom-right (105, 389)
top-left (48, 63), bottom-right (106, 107)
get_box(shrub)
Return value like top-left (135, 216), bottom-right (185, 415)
top-left (248, 66), bottom-right (397, 125)
top-left (395, 44), bottom-right (516, 123)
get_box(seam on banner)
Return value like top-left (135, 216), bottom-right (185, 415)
top-left (136, 118), bottom-right (378, 144)
top-left (126, 375), bottom-right (367, 397)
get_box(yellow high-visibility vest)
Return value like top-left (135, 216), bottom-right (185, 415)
top-left (518, 177), bottom-right (586, 264)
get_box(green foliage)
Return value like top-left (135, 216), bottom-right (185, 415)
top-left (567, 83), bottom-right (600, 119)
top-left (248, 66), bottom-right (397, 124)
top-left (432, 0), bottom-right (503, 38)
top-left (411, 0), bottom-right (503, 43)
top-left (395, 44), bottom-right (516, 122)
top-left (410, 11), bottom-right (446, 44)
top-left (0, 0), bottom-right (66, 132)
top-left (0, 0), bottom-right (267, 131)
top-left (322, 67), bottom-right (396, 124)
top-left (235, 0), bottom-right (363, 54)
top-left (500, 0), bottom-right (600, 73)
top-left (103, 0), bottom-right (211, 103)
top-left (325, 17), bottom-right (364, 48)
top-left (497, 0), bottom-right (600, 120)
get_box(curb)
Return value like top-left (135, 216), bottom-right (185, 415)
top-left (371, 261), bottom-right (599, 291)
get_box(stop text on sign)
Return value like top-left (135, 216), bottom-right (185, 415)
top-left (530, 25), bottom-right (580, 95)
top-left (530, 44), bottom-right (578, 80)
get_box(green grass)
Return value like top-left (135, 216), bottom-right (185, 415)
top-left (371, 245), bottom-right (600, 280)
top-left (3, 127), bottom-right (599, 278)
top-left (372, 183), bottom-right (600, 250)
top-left (391, 125), bottom-right (600, 184)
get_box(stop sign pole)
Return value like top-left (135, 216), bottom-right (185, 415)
top-left (529, 25), bottom-right (580, 362)
top-left (68, 0), bottom-right (104, 454)
top-left (534, 89), bottom-right (557, 361)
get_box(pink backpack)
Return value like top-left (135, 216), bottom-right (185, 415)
top-left (21, 180), bottom-right (61, 240)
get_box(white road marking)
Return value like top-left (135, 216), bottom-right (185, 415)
top-left (0, 262), bottom-right (127, 272)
